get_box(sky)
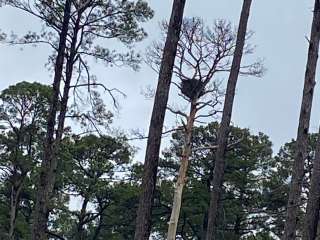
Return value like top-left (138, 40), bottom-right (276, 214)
top-left (0, 0), bottom-right (319, 162)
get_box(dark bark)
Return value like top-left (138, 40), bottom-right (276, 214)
top-left (31, 0), bottom-right (72, 239)
top-left (9, 183), bottom-right (23, 240)
top-left (133, 1), bottom-right (186, 239)
top-left (304, 128), bottom-right (320, 240)
top-left (56, 12), bottom-right (81, 141)
top-left (76, 198), bottom-right (89, 240)
top-left (92, 214), bottom-right (104, 240)
top-left (283, 1), bottom-right (320, 239)
top-left (201, 212), bottom-right (208, 240)
top-left (234, 215), bottom-right (242, 238)
top-left (9, 128), bottom-right (24, 239)
top-left (205, 1), bottom-right (252, 240)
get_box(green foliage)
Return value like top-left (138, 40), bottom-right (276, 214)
top-left (3, 0), bottom-right (154, 70)
top-left (0, 82), bottom-right (311, 240)
top-left (95, 182), bottom-right (140, 240)
top-left (156, 122), bottom-right (274, 239)
top-left (48, 134), bottom-right (135, 239)
top-left (0, 81), bottom-right (52, 239)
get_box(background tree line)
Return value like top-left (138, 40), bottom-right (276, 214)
top-left (0, 80), bottom-right (308, 239)
top-left (1, 0), bottom-right (320, 239)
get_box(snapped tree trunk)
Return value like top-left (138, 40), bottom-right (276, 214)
top-left (31, 0), bottom-right (72, 239)
top-left (134, 1), bottom-right (186, 239)
top-left (167, 100), bottom-right (197, 240)
top-left (283, 1), bottom-right (320, 239)
top-left (205, 1), bottom-right (252, 239)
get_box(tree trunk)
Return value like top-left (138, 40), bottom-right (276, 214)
top-left (205, 1), bottom-right (252, 240)
top-left (283, 1), bottom-right (320, 239)
top-left (92, 214), bottom-right (104, 240)
top-left (304, 128), bottom-right (320, 240)
top-left (167, 100), bottom-right (197, 240)
top-left (9, 183), bottom-right (23, 240)
top-left (134, 1), bottom-right (186, 239)
top-left (56, 12), bottom-right (81, 141)
top-left (31, 0), bottom-right (72, 239)
top-left (76, 198), bottom-right (89, 240)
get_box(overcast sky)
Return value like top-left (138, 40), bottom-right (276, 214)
top-left (0, 0), bottom-right (319, 161)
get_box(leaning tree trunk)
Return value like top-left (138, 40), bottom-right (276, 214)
top-left (134, 1), bottom-right (186, 239)
top-left (283, 1), bottom-right (320, 240)
top-left (205, 1), bottom-right (252, 240)
top-left (167, 100), bottom-right (197, 240)
top-left (31, 0), bottom-right (72, 239)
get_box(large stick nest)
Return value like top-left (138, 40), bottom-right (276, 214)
top-left (180, 79), bottom-right (205, 100)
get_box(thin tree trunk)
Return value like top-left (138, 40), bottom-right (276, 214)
top-left (9, 131), bottom-right (24, 239)
top-left (76, 198), bottom-right (88, 240)
top-left (167, 100), bottom-right (197, 240)
top-left (92, 214), bottom-right (104, 240)
top-left (205, 1), bottom-right (252, 239)
top-left (134, 1), bottom-right (186, 239)
top-left (56, 13), bottom-right (81, 141)
top-left (9, 186), bottom-right (16, 240)
top-left (201, 212), bottom-right (208, 240)
top-left (9, 183), bottom-right (23, 240)
top-left (32, 0), bottom-right (72, 239)
top-left (283, 1), bottom-right (320, 239)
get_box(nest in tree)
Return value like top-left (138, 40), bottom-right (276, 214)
top-left (181, 79), bottom-right (205, 100)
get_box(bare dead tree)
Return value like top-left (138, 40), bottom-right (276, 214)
top-left (147, 17), bottom-right (262, 240)
top-left (205, 1), bottom-right (253, 239)
top-left (134, 1), bottom-right (186, 239)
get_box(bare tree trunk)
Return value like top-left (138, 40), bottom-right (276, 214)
top-left (205, 1), bottom-right (252, 239)
top-left (9, 186), bottom-right (16, 240)
top-left (134, 1), bottom-right (186, 239)
top-left (31, 0), bottom-right (72, 239)
top-left (283, 1), bottom-right (320, 240)
top-left (167, 100), bottom-right (197, 240)
top-left (304, 127), bottom-right (320, 240)
top-left (9, 183), bottom-right (23, 240)
top-left (56, 13), bottom-right (81, 141)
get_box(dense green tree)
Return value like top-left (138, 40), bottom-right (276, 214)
top-left (0, 82), bottom-right (52, 240)
top-left (264, 134), bottom-right (318, 239)
top-left (48, 134), bottom-right (133, 240)
top-left (0, 81), bottom-right (315, 240)
top-left (154, 122), bottom-right (273, 239)
top-left (0, 0), bottom-right (153, 238)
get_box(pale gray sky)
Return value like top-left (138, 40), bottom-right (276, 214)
top-left (0, 0), bottom-right (318, 161)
